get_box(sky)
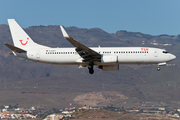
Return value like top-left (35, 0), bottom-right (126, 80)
top-left (0, 0), bottom-right (180, 35)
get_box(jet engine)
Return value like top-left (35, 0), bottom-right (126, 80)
top-left (99, 65), bottom-right (119, 71)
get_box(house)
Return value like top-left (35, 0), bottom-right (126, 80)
top-left (43, 114), bottom-right (63, 120)
top-left (158, 108), bottom-right (165, 111)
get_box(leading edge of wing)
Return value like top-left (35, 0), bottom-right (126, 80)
top-left (60, 26), bottom-right (101, 58)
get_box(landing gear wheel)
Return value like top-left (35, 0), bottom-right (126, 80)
top-left (157, 67), bottom-right (161, 71)
top-left (88, 61), bottom-right (94, 74)
top-left (88, 65), bottom-right (93, 70)
top-left (89, 69), bottom-right (94, 74)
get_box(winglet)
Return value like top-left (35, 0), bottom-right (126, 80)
top-left (60, 26), bottom-right (69, 38)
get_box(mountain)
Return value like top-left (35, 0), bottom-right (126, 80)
top-left (0, 24), bottom-right (180, 108)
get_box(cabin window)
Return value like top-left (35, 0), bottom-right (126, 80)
top-left (115, 51), bottom-right (118, 53)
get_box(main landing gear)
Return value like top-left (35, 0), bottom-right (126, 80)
top-left (88, 61), bottom-right (94, 74)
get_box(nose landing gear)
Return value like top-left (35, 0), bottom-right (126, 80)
top-left (157, 66), bottom-right (161, 71)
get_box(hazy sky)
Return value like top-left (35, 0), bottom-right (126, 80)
top-left (0, 0), bottom-right (180, 35)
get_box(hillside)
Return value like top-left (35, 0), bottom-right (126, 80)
top-left (72, 109), bottom-right (176, 120)
top-left (0, 24), bottom-right (180, 108)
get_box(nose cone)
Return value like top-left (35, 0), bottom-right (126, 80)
top-left (170, 54), bottom-right (176, 60)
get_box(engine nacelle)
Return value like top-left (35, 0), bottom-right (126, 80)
top-left (99, 65), bottom-right (119, 71)
top-left (101, 56), bottom-right (118, 63)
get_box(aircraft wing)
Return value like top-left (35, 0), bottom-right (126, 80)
top-left (60, 26), bottom-right (101, 62)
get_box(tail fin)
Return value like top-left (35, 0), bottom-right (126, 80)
top-left (8, 19), bottom-right (48, 50)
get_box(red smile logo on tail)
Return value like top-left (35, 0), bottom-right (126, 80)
top-left (19, 38), bottom-right (29, 45)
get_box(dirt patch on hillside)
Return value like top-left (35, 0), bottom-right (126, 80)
top-left (74, 91), bottom-right (128, 106)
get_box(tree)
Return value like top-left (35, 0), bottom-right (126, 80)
top-left (52, 108), bottom-right (59, 113)
top-left (0, 105), bottom-right (4, 109)
top-left (9, 105), bottom-right (12, 109)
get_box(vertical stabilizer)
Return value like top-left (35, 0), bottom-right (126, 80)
top-left (8, 19), bottom-right (48, 50)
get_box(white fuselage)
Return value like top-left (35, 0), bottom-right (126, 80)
top-left (14, 47), bottom-right (176, 66)
top-left (6, 19), bottom-right (176, 74)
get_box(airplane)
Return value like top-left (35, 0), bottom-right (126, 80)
top-left (5, 19), bottom-right (176, 74)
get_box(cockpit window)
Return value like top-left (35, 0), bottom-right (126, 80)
top-left (163, 51), bottom-right (169, 54)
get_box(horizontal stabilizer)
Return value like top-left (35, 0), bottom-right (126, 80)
top-left (4, 43), bottom-right (26, 53)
